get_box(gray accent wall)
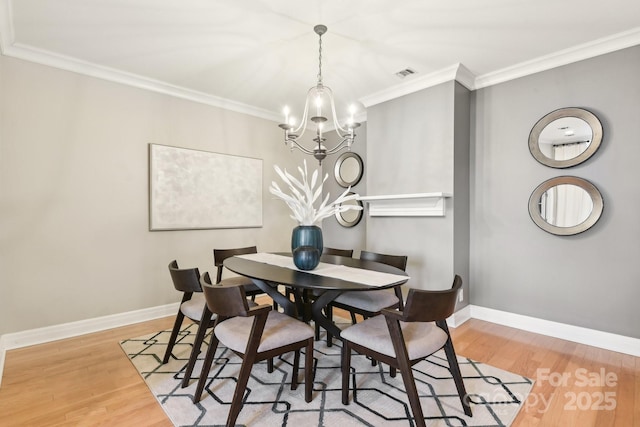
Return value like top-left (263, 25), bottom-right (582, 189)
top-left (471, 46), bottom-right (640, 338)
top-left (339, 47), bottom-right (639, 339)
top-left (453, 83), bottom-right (471, 302)
top-left (363, 81), bottom-right (471, 304)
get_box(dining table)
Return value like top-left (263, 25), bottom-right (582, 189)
top-left (223, 252), bottom-right (409, 341)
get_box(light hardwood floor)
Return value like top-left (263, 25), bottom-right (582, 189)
top-left (0, 302), bottom-right (637, 426)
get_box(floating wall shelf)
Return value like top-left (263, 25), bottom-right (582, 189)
top-left (357, 192), bottom-right (453, 217)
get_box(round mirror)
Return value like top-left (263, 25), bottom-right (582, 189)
top-left (334, 152), bottom-right (363, 188)
top-left (529, 107), bottom-right (603, 168)
top-left (335, 194), bottom-right (364, 227)
top-left (528, 176), bottom-right (603, 236)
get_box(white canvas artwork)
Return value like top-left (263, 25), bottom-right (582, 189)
top-left (149, 144), bottom-right (262, 230)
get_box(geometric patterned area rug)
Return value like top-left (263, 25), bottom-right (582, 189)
top-left (120, 323), bottom-right (533, 427)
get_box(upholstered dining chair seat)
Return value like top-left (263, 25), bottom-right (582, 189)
top-left (340, 315), bottom-right (447, 360)
top-left (332, 290), bottom-right (399, 313)
top-left (216, 311), bottom-right (314, 354)
top-left (180, 292), bottom-right (257, 320)
top-left (179, 293), bottom-right (211, 321)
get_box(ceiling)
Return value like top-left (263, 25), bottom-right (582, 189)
top-left (2, 0), bottom-right (640, 122)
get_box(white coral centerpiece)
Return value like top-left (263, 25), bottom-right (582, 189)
top-left (269, 159), bottom-right (362, 226)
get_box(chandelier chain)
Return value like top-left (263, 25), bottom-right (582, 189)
top-left (317, 33), bottom-right (323, 85)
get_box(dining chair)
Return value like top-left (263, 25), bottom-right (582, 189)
top-left (323, 247), bottom-right (354, 257)
top-left (341, 275), bottom-right (472, 427)
top-left (166, 258), bottom-right (263, 389)
top-left (322, 250), bottom-right (407, 345)
top-left (214, 246), bottom-right (264, 300)
top-left (163, 260), bottom-right (217, 391)
top-left (162, 260), bottom-right (208, 365)
top-left (180, 272), bottom-right (273, 386)
top-left (193, 278), bottom-right (315, 427)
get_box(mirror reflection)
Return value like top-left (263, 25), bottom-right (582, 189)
top-left (538, 184), bottom-right (593, 227)
top-left (529, 107), bottom-right (603, 168)
top-left (336, 195), bottom-right (363, 227)
top-left (538, 117), bottom-right (593, 162)
top-left (529, 176), bottom-right (603, 236)
top-left (334, 152), bottom-right (363, 188)
top-left (340, 157), bottom-right (361, 183)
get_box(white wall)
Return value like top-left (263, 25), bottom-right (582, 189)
top-left (0, 54), bottom-right (304, 336)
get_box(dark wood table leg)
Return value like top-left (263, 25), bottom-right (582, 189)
top-left (291, 288), bottom-right (313, 323)
top-left (251, 279), bottom-right (297, 318)
top-left (311, 290), bottom-right (342, 340)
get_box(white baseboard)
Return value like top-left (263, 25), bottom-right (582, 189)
top-left (0, 303), bottom-right (178, 388)
top-left (2, 302), bottom-right (638, 388)
top-left (0, 335), bottom-right (6, 389)
top-left (468, 305), bottom-right (640, 357)
top-left (448, 304), bottom-right (471, 328)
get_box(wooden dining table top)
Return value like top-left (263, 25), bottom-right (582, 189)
top-left (223, 252), bottom-right (408, 292)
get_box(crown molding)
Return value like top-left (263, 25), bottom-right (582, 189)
top-left (454, 63), bottom-right (476, 90)
top-left (359, 62), bottom-right (476, 108)
top-left (0, 33), bottom-right (281, 122)
top-left (360, 28), bottom-right (640, 107)
top-left (1, 0), bottom-right (639, 120)
top-left (475, 27), bottom-right (640, 89)
top-left (360, 63), bottom-right (464, 108)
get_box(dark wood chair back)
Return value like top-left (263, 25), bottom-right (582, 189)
top-left (214, 246), bottom-right (258, 283)
top-left (201, 279), bottom-right (253, 319)
top-left (398, 275), bottom-right (462, 322)
top-left (163, 260), bottom-right (206, 369)
top-left (360, 250), bottom-right (408, 271)
top-left (324, 247), bottom-right (354, 257)
top-left (168, 260), bottom-right (201, 294)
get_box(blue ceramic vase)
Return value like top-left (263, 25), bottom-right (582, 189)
top-left (291, 225), bottom-right (323, 270)
top-left (291, 225), bottom-right (323, 255)
top-left (292, 246), bottom-right (321, 270)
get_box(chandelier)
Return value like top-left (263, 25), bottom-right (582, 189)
top-left (278, 24), bottom-right (360, 165)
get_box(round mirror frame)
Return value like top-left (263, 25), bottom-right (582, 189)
top-left (335, 192), bottom-right (364, 228)
top-left (528, 107), bottom-right (603, 168)
top-left (528, 176), bottom-right (604, 236)
top-left (334, 152), bottom-right (364, 188)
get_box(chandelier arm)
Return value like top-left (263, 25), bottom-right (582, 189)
top-left (324, 86), bottom-right (351, 136)
top-left (325, 138), bottom-right (354, 155)
top-left (290, 87), bottom-right (316, 135)
top-left (287, 139), bottom-right (317, 155)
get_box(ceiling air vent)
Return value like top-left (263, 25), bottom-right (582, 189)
top-left (395, 68), bottom-right (416, 79)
